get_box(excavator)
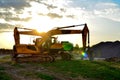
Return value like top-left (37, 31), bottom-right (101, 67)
top-left (12, 24), bottom-right (90, 62)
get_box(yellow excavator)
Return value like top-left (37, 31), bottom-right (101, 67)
top-left (12, 24), bottom-right (89, 62)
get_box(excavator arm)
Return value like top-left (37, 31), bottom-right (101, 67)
top-left (82, 24), bottom-right (89, 51)
top-left (14, 27), bottom-right (45, 45)
top-left (37, 24), bottom-right (89, 51)
top-left (14, 24), bottom-right (89, 51)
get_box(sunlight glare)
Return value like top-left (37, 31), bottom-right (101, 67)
top-left (23, 15), bottom-right (54, 32)
top-left (80, 51), bottom-right (88, 58)
top-left (0, 32), bottom-right (14, 49)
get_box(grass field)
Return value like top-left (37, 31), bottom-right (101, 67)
top-left (0, 55), bottom-right (120, 80)
top-left (0, 66), bottom-right (12, 80)
top-left (41, 60), bottom-right (120, 80)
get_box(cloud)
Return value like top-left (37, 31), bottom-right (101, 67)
top-left (94, 8), bottom-right (120, 21)
top-left (0, 0), bottom-right (31, 28)
top-left (47, 13), bottom-right (62, 18)
top-left (68, 0), bottom-right (111, 10)
top-left (40, 1), bottom-right (58, 10)
top-left (0, 1), bottom-right (33, 31)
top-left (95, 2), bottom-right (118, 9)
top-left (0, 0), bottom-right (75, 25)
top-left (0, 23), bottom-right (15, 33)
top-left (66, 15), bottom-right (75, 18)
top-left (0, 0), bottom-right (120, 31)
top-left (66, 0), bottom-right (120, 22)
top-left (0, 0), bottom-right (30, 9)
top-left (5, 17), bottom-right (31, 22)
top-left (27, 1), bottom-right (74, 19)
top-left (93, 2), bottom-right (120, 22)
top-left (0, 10), bottom-right (12, 18)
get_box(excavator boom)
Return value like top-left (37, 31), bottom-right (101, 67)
top-left (36, 24), bottom-right (89, 49)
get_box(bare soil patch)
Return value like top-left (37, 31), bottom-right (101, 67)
top-left (0, 54), bottom-right (88, 80)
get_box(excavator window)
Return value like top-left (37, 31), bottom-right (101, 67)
top-left (51, 37), bottom-right (58, 44)
top-left (27, 45), bottom-right (37, 51)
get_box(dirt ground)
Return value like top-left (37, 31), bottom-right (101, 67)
top-left (1, 62), bottom-right (67, 80)
top-left (0, 54), bottom-right (88, 80)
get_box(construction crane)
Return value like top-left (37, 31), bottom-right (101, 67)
top-left (12, 24), bottom-right (89, 62)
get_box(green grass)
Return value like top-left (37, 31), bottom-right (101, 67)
top-left (35, 72), bottom-right (55, 80)
top-left (0, 66), bottom-right (5, 70)
top-left (0, 66), bottom-right (12, 80)
top-left (11, 63), bottom-right (25, 68)
top-left (1, 55), bottom-right (120, 80)
top-left (41, 60), bottom-right (120, 80)
top-left (0, 56), bottom-right (13, 80)
top-left (0, 71), bottom-right (12, 80)
top-left (19, 70), bottom-right (37, 78)
top-left (19, 70), bottom-right (55, 80)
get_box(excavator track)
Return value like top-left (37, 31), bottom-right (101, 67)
top-left (12, 54), bottom-right (54, 63)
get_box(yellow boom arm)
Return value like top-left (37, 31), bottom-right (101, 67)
top-left (14, 24), bottom-right (89, 51)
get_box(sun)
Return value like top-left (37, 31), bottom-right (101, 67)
top-left (19, 1), bottom-right (53, 32)
top-left (24, 15), bottom-right (53, 32)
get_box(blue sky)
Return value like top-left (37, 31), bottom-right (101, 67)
top-left (0, 0), bottom-right (120, 49)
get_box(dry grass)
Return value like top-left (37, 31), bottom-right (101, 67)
top-left (0, 55), bottom-right (11, 63)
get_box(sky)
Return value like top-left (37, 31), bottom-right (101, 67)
top-left (0, 0), bottom-right (120, 49)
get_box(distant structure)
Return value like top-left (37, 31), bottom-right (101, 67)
top-left (0, 49), bottom-right (13, 54)
top-left (91, 41), bottom-right (120, 58)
